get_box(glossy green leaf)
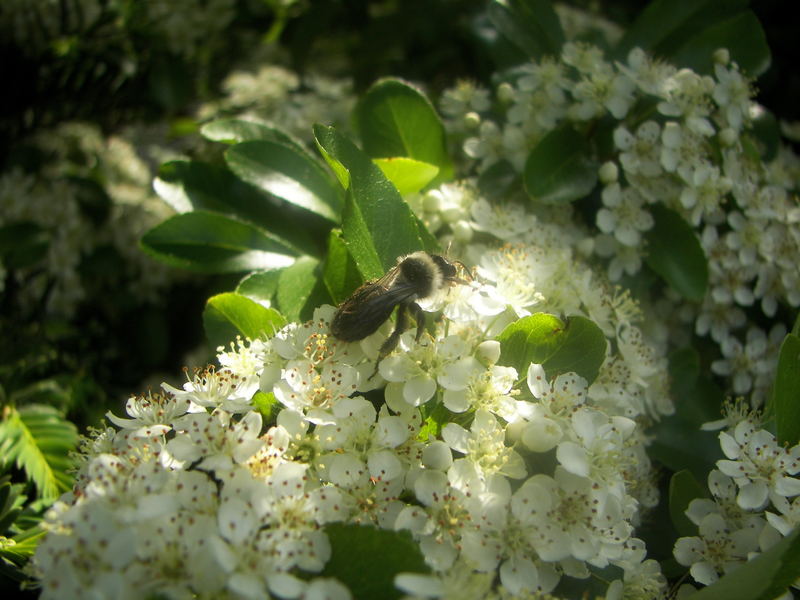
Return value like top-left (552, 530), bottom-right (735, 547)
top-left (153, 160), bottom-right (320, 256)
top-left (140, 211), bottom-right (296, 273)
top-left (275, 256), bottom-right (321, 323)
top-left (373, 157), bottom-right (439, 196)
top-left (236, 269), bottom-right (282, 305)
top-left (523, 126), bottom-right (598, 204)
top-left (669, 11), bottom-right (770, 77)
top-left (251, 391), bottom-right (279, 422)
top-left (614, 0), bottom-right (769, 76)
top-left (201, 118), bottom-right (305, 147)
top-left (669, 470), bottom-right (706, 538)
top-left (750, 107), bottom-right (781, 162)
top-left (225, 140), bottom-right (342, 222)
top-left (313, 125), bottom-right (434, 279)
top-left (689, 528), bottom-right (800, 600)
top-left (487, 0), bottom-right (565, 60)
top-left (323, 229), bottom-right (363, 306)
top-left (649, 348), bottom-right (723, 481)
top-left (203, 292), bottom-right (286, 350)
top-left (541, 316), bottom-right (607, 384)
top-left (355, 78), bottom-right (453, 181)
top-left (497, 313), bottom-right (606, 384)
top-left (644, 205), bottom-right (708, 301)
top-left (615, 0), bottom-right (747, 58)
top-left (772, 329), bottom-right (800, 447)
top-left (323, 523), bottom-right (428, 600)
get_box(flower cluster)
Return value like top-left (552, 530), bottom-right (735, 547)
top-left (196, 46), bottom-right (355, 143)
top-left (34, 193), bottom-right (672, 598)
top-left (439, 44), bottom-right (800, 407)
top-left (673, 413), bottom-right (800, 589)
top-left (0, 122), bottom-right (182, 315)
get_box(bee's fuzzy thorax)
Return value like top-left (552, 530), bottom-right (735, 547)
top-left (398, 251), bottom-right (442, 300)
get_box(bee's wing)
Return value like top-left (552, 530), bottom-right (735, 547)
top-left (331, 278), bottom-right (419, 342)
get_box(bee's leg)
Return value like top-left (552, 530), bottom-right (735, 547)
top-left (409, 302), bottom-right (425, 340)
top-left (369, 304), bottom-right (408, 380)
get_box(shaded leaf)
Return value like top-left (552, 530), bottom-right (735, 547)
top-left (323, 523), bottom-right (428, 600)
top-left (323, 229), bottom-right (363, 306)
top-left (275, 256), bottom-right (321, 323)
top-left (523, 126), bottom-right (598, 204)
top-left (772, 329), bottom-right (800, 447)
top-left (644, 205), bottom-right (708, 301)
top-left (487, 0), bottom-right (565, 60)
top-left (669, 470), bottom-right (706, 538)
top-left (140, 211), bottom-right (297, 274)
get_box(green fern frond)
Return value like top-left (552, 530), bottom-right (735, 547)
top-left (0, 405), bottom-right (78, 500)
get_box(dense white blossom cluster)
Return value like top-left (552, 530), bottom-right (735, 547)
top-left (0, 122), bottom-right (180, 315)
top-left (33, 195), bottom-right (674, 598)
top-left (673, 412), bottom-right (800, 590)
top-left (196, 48), bottom-right (355, 143)
top-left (439, 44), bottom-right (800, 407)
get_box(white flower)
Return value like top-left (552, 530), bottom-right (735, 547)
top-left (614, 121), bottom-right (663, 177)
top-left (673, 512), bottom-right (761, 585)
top-left (712, 61), bottom-right (753, 131)
top-left (442, 409), bottom-right (527, 480)
top-left (717, 421), bottom-right (800, 510)
top-left (596, 183), bottom-right (653, 247)
top-left (380, 333), bottom-right (469, 407)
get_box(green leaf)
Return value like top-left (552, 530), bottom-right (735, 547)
top-left (487, 0), bottom-right (565, 60)
top-left (644, 205), bottom-right (708, 301)
top-left (750, 107), bottom-right (781, 163)
top-left (322, 523), bottom-right (428, 600)
top-left (0, 405), bottom-right (77, 500)
top-left (615, 1), bottom-right (770, 77)
top-left (649, 348), bottom-right (723, 480)
top-left (275, 256), bottom-right (321, 323)
top-left (313, 125), bottom-right (434, 279)
top-left (374, 157), bottom-right (439, 196)
top-left (0, 223), bottom-right (49, 269)
top-left (523, 126), bottom-right (598, 204)
top-left (236, 269), bottom-right (282, 305)
top-left (355, 78), bottom-right (453, 182)
top-left (615, 0), bottom-right (747, 58)
top-left (225, 140), bottom-right (343, 222)
top-left (0, 479), bottom-right (26, 533)
top-left (541, 316), bottom-right (607, 384)
top-left (140, 211), bottom-right (297, 273)
top-left (200, 118), bottom-right (305, 146)
top-left (772, 330), bottom-right (800, 447)
top-left (689, 528), bottom-right (800, 600)
top-left (669, 470), bottom-right (706, 538)
top-left (251, 391), bottom-right (279, 422)
top-left (323, 229), bottom-right (363, 306)
top-left (153, 160), bottom-right (320, 257)
top-left (497, 313), bottom-right (606, 384)
top-left (669, 11), bottom-right (770, 78)
top-left (203, 292), bottom-right (287, 350)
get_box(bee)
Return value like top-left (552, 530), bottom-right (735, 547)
top-left (331, 251), bottom-right (468, 376)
